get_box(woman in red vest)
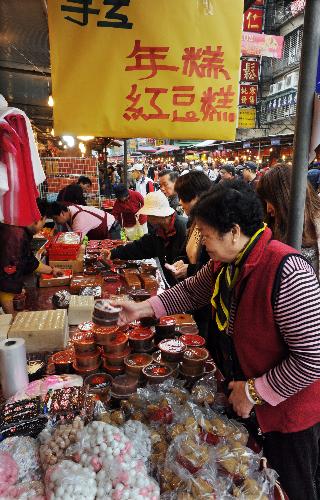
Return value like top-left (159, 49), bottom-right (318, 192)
top-left (115, 180), bottom-right (320, 500)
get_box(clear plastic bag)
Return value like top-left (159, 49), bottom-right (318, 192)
top-left (165, 433), bottom-right (216, 477)
top-left (0, 436), bottom-right (42, 483)
top-left (233, 468), bottom-right (279, 499)
top-left (39, 417), bottom-right (84, 470)
top-left (66, 421), bottom-right (159, 499)
top-left (191, 373), bottom-right (217, 406)
top-left (96, 459), bottom-right (160, 500)
top-left (122, 420), bottom-right (152, 464)
top-left (215, 443), bottom-right (261, 484)
top-left (45, 460), bottom-right (97, 500)
top-left (0, 451), bottom-right (19, 495)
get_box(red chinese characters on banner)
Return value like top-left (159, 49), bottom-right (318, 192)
top-left (123, 84), bottom-right (236, 123)
top-left (172, 86), bottom-right (199, 122)
top-left (123, 40), bottom-right (237, 124)
top-left (239, 84), bottom-right (258, 105)
top-left (182, 46), bottom-right (231, 80)
top-left (201, 85), bottom-right (236, 122)
top-left (125, 40), bottom-right (231, 81)
top-left (240, 59), bottom-right (259, 82)
top-left (125, 40), bottom-right (179, 80)
top-left (243, 8), bottom-right (263, 33)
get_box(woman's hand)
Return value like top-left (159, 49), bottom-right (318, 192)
top-left (110, 300), bottom-right (155, 327)
top-left (173, 262), bottom-right (189, 279)
top-left (228, 381), bottom-right (254, 419)
top-left (165, 260), bottom-right (189, 279)
top-left (52, 267), bottom-right (64, 277)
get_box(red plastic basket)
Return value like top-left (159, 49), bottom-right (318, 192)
top-left (48, 232), bottom-right (81, 261)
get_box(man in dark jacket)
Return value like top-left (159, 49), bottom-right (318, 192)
top-left (158, 169), bottom-right (184, 215)
top-left (104, 191), bottom-right (187, 285)
top-left (57, 176), bottom-right (92, 205)
top-left (241, 162), bottom-right (259, 191)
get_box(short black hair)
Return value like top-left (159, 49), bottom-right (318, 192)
top-left (46, 202), bottom-right (69, 217)
top-left (36, 198), bottom-right (49, 217)
top-left (220, 164), bottom-right (235, 176)
top-left (191, 180), bottom-right (263, 237)
top-left (114, 184), bottom-right (129, 199)
top-left (77, 176), bottom-right (92, 186)
top-left (158, 169), bottom-right (179, 182)
top-left (175, 171), bottom-right (212, 202)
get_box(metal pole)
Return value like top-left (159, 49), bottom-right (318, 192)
top-left (287, 0), bottom-right (320, 249)
top-left (123, 139), bottom-right (128, 188)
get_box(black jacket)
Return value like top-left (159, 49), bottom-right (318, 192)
top-left (0, 224), bottom-right (39, 294)
top-left (110, 215), bottom-right (187, 285)
top-left (168, 194), bottom-right (184, 216)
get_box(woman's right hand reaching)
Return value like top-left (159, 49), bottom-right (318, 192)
top-left (110, 300), bottom-right (155, 327)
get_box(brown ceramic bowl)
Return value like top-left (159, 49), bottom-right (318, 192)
top-left (159, 338), bottom-right (186, 362)
top-left (124, 353), bottom-right (153, 378)
top-left (142, 363), bottom-right (173, 384)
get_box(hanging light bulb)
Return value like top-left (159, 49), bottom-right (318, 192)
top-left (51, 128), bottom-right (54, 136)
top-left (48, 95), bottom-right (54, 107)
top-left (62, 135), bottom-right (75, 147)
top-left (79, 142), bottom-right (86, 155)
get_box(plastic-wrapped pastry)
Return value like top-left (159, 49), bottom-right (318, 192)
top-left (52, 290), bottom-right (71, 309)
top-left (79, 286), bottom-right (102, 298)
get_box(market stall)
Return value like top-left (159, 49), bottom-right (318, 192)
top-left (0, 233), bottom-right (286, 499)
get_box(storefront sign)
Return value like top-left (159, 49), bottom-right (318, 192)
top-left (242, 32), bottom-right (284, 59)
top-left (48, 0), bottom-right (243, 140)
top-left (239, 85), bottom-right (258, 106)
top-left (271, 138), bottom-right (280, 146)
top-left (243, 8), bottom-right (264, 33)
top-left (240, 59), bottom-right (259, 82)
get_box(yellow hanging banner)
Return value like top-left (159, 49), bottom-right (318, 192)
top-left (48, 0), bottom-right (243, 140)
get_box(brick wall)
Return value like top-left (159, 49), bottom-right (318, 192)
top-left (40, 157), bottom-right (100, 204)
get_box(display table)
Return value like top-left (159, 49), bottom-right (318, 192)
top-left (0, 245), bottom-right (286, 500)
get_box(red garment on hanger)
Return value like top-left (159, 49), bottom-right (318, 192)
top-left (0, 114), bottom-right (40, 226)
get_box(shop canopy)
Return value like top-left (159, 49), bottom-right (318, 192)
top-left (138, 146), bottom-right (157, 153)
top-left (155, 145), bottom-right (180, 154)
top-left (194, 140), bottom-right (217, 148)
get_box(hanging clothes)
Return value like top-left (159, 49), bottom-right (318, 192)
top-left (0, 96), bottom-right (45, 225)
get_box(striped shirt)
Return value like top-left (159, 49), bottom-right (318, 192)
top-left (149, 255), bottom-right (320, 406)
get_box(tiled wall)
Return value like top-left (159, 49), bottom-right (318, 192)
top-left (40, 157), bottom-right (100, 204)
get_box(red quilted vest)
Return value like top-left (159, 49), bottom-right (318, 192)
top-left (230, 228), bottom-right (320, 433)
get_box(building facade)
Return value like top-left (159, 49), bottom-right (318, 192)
top-left (237, 0), bottom-right (305, 149)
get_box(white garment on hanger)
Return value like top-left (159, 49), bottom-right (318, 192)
top-left (0, 97), bottom-right (46, 186)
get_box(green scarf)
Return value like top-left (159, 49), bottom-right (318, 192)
top-left (211, 224), bottom-right (266, 332)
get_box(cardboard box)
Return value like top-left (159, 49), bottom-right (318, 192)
top-left (39, 270), bottom-right (72, 288)
top-left (49, 245), bottom-right (85, 273)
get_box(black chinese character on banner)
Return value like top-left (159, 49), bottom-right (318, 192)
top-left (97, 0), bottom-right (133, 29)
top-left (61, 0), bottom-right (100, 26)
